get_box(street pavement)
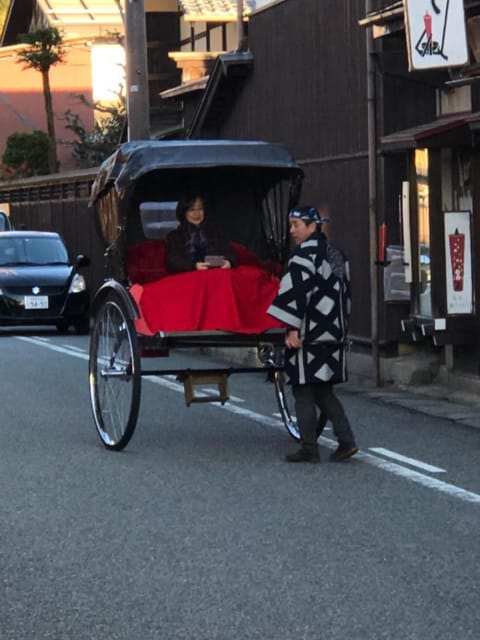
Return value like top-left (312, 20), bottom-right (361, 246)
top-left (1, 328), bottom-right (479, 640)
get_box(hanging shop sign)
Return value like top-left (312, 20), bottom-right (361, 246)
top-left (404, 0), bottom-right (469, 70)
top-left (444, 211), bottom-right (473, 315)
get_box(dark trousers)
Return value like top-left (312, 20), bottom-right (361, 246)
top-left (293, 382), bottom-right (356, 448)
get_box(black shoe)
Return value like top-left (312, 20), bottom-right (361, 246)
top-left (329, 443), bottom-right (359, 462)
top-left (285, 446), bottom-right (320, 464)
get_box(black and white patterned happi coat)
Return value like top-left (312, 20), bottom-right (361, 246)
top-left (268, 232), bottom-right (351, 386)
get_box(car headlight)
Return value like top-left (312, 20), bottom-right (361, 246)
top-left (69, 273), bottom-right (87, 293)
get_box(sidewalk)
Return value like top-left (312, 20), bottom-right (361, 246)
top-left (343, 382), bottom-right (480, 430)
top-left (345, 352), bottom-right (480, 430)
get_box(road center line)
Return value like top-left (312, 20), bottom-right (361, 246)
top-left (200, 387), bottom-right (245, 402)
top-left (146, 376), bottom-right (480, 504)
top-left (62, 344), bottom-right (87, 353)
top-left (369, 447), bottom-right (446, 473)
top-left (145, 375), bottom-right (283, 429)
top-left (17, 336), bottom-right (89, 360)
top-left (15, 336), bottom-right (480, 504)
top-left (353, 449), bottom-right (480, 504)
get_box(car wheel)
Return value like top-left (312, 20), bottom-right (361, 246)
top-left (74, 316), bottom-right (90, 335)
top-left (56, 320), bottom-right (69, 334)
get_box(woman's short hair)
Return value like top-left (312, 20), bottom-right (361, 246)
top-left (175, 194), bottom-right (206, 222)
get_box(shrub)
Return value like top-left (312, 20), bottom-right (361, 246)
top-left (2, 130), bottom-right (51, 177)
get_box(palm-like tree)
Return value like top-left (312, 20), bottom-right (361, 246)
top-left (17, 27), bottom-right (66, 174)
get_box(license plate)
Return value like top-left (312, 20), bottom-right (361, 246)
top-left (24, 295), bottom-right (49, 309)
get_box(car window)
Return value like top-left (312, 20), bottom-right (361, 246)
top-left (24, 238), bottom-right (69, 264)
top-left (0, 239), bottom-right (18, 265)
top-left (0, 237), bottom-right (70, 265)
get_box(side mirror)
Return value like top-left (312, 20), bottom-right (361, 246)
top-left (76, 254), bottom-right (91, 268)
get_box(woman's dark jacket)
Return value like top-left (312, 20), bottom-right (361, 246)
top-left (166, 222), bottom-right (237, 274)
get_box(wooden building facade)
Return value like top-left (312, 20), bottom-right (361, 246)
top-left (362, 0), bottom-right (480, 378)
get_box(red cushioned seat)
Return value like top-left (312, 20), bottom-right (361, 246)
top-left (126, 240), bottom-right (283, 334)
top-left (230, 242), bottom-right (282, 276)
top-left (127, 239), bottom-right (167, 284)
top-left (127, 240), bottom-right (280, 285)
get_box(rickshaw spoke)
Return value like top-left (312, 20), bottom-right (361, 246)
top-left (103, 379), bottom-right (126, 443)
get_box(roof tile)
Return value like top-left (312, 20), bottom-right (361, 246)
top-left (179, 0), bottom-right (257, 19)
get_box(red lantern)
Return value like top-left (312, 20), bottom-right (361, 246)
top-left (378, 224), bottom-right (388, 263)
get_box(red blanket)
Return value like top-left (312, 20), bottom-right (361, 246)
top-left (131, 265), bottom-right (283, 335)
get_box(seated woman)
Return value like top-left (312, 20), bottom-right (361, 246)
top-left (166, 194), bottom-right (237, 273)
top-left (130, 193), bottom-right (282, 335)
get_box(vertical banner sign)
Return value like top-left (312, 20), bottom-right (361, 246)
top-left (444, 211), bottom-right (473, 314)
top-left (404, 0), bottom-right (469, 70)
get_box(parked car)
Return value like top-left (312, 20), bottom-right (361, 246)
top-left (0, 211), bottom-right (12, 231)
top-left (0, 231), bottom-right (90, 334)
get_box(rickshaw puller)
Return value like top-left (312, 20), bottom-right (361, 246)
top-left (268, 206), bottom-right (358, 464)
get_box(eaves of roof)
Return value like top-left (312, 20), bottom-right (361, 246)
top-left (2, 0), bottom-right (124, 44)
top-left (160, 77), bottom-right (209, 100)
top-left (187, 50), bottom-right (254, 139)
top-left (381, 111), bottom-right (480, 151)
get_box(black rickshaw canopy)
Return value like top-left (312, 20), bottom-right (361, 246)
top-left (90, 139), bottom-right (303, 204)
top-left (90, 139), bottom-right (304, 266)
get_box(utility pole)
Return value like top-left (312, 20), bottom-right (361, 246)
top-left (365, 0), bottom-right (381, 386)
top-left (125, 0), bottom-right (150, 140)
top-left (237, 0), bottom-right (245, 51)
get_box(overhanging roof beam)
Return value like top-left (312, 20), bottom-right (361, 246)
top-left (358, 2), bottom-right (404, 27)
top-left (182, 14), bottom-right (241, 22)
top-left (41, 9), bottom-right (122, 15)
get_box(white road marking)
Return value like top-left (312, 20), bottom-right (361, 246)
top-left (14, 336), bottom-right (480, 505)
top-left (145, 375), bottom-right (480, 503)
top-left (272, 411), bottom-right (331, 430)
top-left (353, 449), bottom-right (480, 505)
top-left (62, 344), bottom-right (86, 353)
top-left (17, 336), bottom-right (89, 360)
top-left (272, 411), bottom-right (295, 422)
top-left (200, 387), bottom-right (245, 402)
top-left (369, 447), bottom-right (446, 473)
top-left (145, 375), bottom-right (282, 429)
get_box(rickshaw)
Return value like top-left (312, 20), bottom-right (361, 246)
top-left (88, 139), bottom-right (308, 450)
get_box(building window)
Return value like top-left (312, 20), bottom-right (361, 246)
top-left (415, 148), bottom-right (432, 316)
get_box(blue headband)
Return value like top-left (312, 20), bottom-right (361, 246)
top-left (289, 206), bottom-right (329, 224)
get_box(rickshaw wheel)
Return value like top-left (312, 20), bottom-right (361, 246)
top-left (273, 371), bottom-right (327, 442)
top-left (89, 292), bottom-right (141, 450)
top-left (273, 370), bottom-right (300, 441)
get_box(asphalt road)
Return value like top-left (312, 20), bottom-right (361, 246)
top-left (1, 328), bottom-right (479, 640)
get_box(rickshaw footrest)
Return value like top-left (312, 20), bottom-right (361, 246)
top-left (183, 372), bottom-right (229, 407)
